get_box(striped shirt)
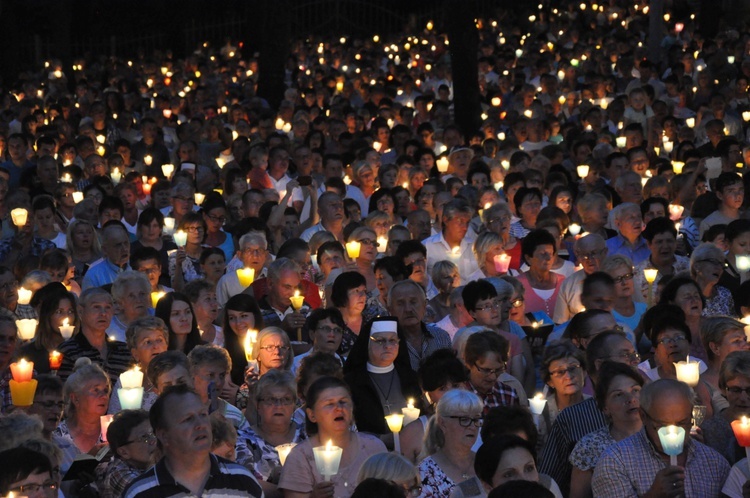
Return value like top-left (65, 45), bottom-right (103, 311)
top-left (538, 397), bottom-right (607, 497)
top-left (123, 454), bottom-right (263, 498)
top-left (592, 428), bottom-right (730, 498)
top-left (57, 332), bottom-right (134, 386)
top-left (404, 324), bottom-right (452, 372)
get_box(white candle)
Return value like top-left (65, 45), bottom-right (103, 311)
top-left (276, 443), bottom-right (297, 466)
top-left (120, 366), bottom-right (143, 389)
top-left (377, 236), bottom-right (388, 253)
top-left (161, 163), bottom-right (174, 178)
top-left (17, 287), bottom-right (32, 305)
top-left (72, 191), bottom-right (84, 203)
top-left (436, 157), bottom-right (449, 173)
top-left (616, 137), bottom-right (627, 148)
top-left (738, 255), bottom-right (750, 272)
top-left (402, 399), bottom-right (421, 426)
top-left (10, 208), bottom-right (28, 227)
top-left (118, 387), bottom-right (144, 409)
top-left (385, 413), bottom-right (404, 454)
top-left (668, 204), bottom-right (684, 221)
top-left (143, 154), bottom-right (152, 166)
top-left (685, 118), bottom-right (695, 128)
top-left (163, 217), bottom-right (175, 235)
top-left (529, 393), bottom-right (547, 415)
top-left (16, 319), bottom-right (37, 341)
top-left (100, 414), bottom-right (114, 442)
top-left (568, 223), bottom-right (581, 236)
top-left (674, 356), bottom-right (700, 387)
top-left (577, 164), bottom-right (589, 179)
top-left (59, 317), bottom-right (75, 339)
top-left (173, 230), bottom-right (187, 247)
top-left (111, 168), bottom-right (122, 185)
top-left (312, 440), bottom-right (343, 481)
top-left (194, 193), bottom-right (205, 205)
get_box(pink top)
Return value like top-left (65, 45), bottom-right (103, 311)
top-left (518, 272), bottom-right (564, 318)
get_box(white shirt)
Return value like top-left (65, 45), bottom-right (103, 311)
top-left (269, 173), bottom-right (303, 206)
top-left (422, 231), bottom-right (479, 286)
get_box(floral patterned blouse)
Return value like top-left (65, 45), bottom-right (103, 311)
top-left (419, 456), bottom-right (455, 498)
top-left (168, 249), bottom-right (204, 283)
top-left (703, 286), bottom-right (736, 317)
top-left (246, 424), bottom-right (307, 481)
top-left (569, 425), bottom-right (616, 471)
top-left (53, 419), bottom-right (106, 475)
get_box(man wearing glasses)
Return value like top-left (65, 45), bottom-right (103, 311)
top-left (0, 447), bottom-right (59, 498)
top-left (103, 410), bottom-right (158, 497)
top-left (593, 379), bottom-right (729, 497)
top-left (553, 233), bottom-right (608, 323)
top-left (216, 233), bottom-right (268, 307)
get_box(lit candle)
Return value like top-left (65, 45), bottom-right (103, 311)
top-left (663, 141), bottom-right (674, 154)
top-left (111, 168), bottom-right (122, 185)
top-left (61, 173), bottom-right (72, 183)
top-left (49, 351), bottom-right (62, 370)
top-left (10, 208), bottom-right (28, 227)
top-left (402, 181), bottom-right (409, 190)
top-left (72, 191), bottom-right (84, 203)
top-left (450, 246), bottom-right (461, 259)
top-left (738, 255), bottom-right (750, 272)
top-left (163, 217), bottom-right (176, 235)
top-left (143, 154), bottom-right (153, 166)
top-left (118, 387), bottom-right (144, 409)
top-left (345, 240), bottom-right (361, 259)
top-left (10, 359), bottom-right (33, 382)
top-left (9, 378), bottom-right (37, 406)
top-left (161, 163), bottom-right (174, 178)
top-left (120, 365), bottom-right (144, 389)
top-left (674, 356), bottom-right (700, 387)
top-left (343, 175), bottom-right (352, 185)
top-left (436, 157), bottom-right (449, 173)
top-left (672, 161), bottom-right (685, 174)
top-left (97, 145), bottom-right (106, 156)
top-left (529, 393), bottom-right (547, 415)
top-left (643, 268), bottom-right (658, 284)
top-left (577, 164), bottom-right (590, 179)
top-left (685, 118), bottom-right (695, 128)
top-left (493, 254), bottom-right (511, 274)
top-left (744, 111), bottom-right (750, 123)
top-left (668, 204), bottom-right (684, 221)
top-left (290, 290), bottom-right (305, 310)
top-left (243, 329), bottom-right (258, 361)
top-left (236, 268), bottom-right (255, 288)
top-left (657, 425), bottom-right (685, 466)
top-left (276, 443), bottom-right (297, 466)
top-left (100, 414), bottom-right (114, 442)
top-left (616, 137), bottom-right (627, 148)
top-left (568, 223), bottom-right (581, 236)
top-left (151, 291), bottom-right (165, 308)
top-left (194, 193), bottom-right (205, 205)
top-left (377, 236), bottom-right (388, 253)
top-left (17, 287), bottom-right (32, 305)
top-left (173, 230), bottom-right (187, 247)
top-left (402, 399), bottom-right (421, 426)
top-left (59, 317), bottom-right (74, 339)
top-left (312, 440), bottom-right (343, 481)
top-left (385, 413), bottom-right (405, 454)
top-left (16, 319), bottom-right (37, 341)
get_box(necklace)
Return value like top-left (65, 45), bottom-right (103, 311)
top-left (438, 451), bottom-right (473, 480)
top-left (370, 369), bottom-right (396, 414)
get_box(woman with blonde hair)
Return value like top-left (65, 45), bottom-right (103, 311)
top-left (357, 452), bottom-right (422, 497)
top-left (481, 203), bottom-right (522, 271)
top-left (66, 219), bottom-right (101, 283)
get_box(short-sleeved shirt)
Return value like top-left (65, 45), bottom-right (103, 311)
top-left (57, 332), bottom-right (134, 386)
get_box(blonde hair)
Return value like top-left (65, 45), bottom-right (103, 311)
top-left (66, 219), bottom-right (102, 257)
top-left (357, 452), bottom-right (420, 486)
top-left (252, 327), bottom-right (295, 370)
top-left (422, 389), bottom-right (484, 456)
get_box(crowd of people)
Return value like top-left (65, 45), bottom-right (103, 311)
top-left (1, 2), bottom-right (750, 497)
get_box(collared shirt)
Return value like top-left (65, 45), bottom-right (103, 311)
top-left (466, 379), bottom-right (519, 414)
top-left (82, 258), bottom-right (128, 290)
top-left (539, 397), bottom-right (608, 497)
top-left (423, 231), bottom-right (479, 286)
top-left (258, 295), bottom-right (295, 329)
top-left (57, 332), bottom-right (134, 386)
top-left (633, 255), bottom-right (691, 301)
top-left (592, 428), bottom-right (730, 498)
top-left (123, 453), bottom-right (263, 498)
top-left (404, 323), bottom-right (452, 371)
top-left (605, 234), bottom-right (651, 265)
top-left (0, 236), bottom-right (56, 262)
top-left (15, 304), bottom-right (37, 320)
top-left (102, 457), bottom-right (148, 498)
top-left (216, 271), bottom-right (249, 307)
top-left (552, 269), bottom-right (587, 323)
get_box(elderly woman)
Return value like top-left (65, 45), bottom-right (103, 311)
top-left (419, 389), bottom-right (485, 497)
top-left (699, 316), bottom-right (749, 415)
top-left (509, 188), bottom-right (543, 239)
top-left (541, 341), bottom-right (587, 425)
top-left (20, 286), bottom-right (78, 373)
top-left (690, 242), bottom-right (735, 317)
top-left (468, 232), bottom-right (511, 282)
top-left (278, 376), bottom-right (386, 498)
top-left (517, 230), bottom-right (564, 318)
top-left (246, 370), bottom-right (306, 486)
top-left (66, 219), bottom-right (101, 283)
top-left (481, 203), bottom-right (521, 271)
top-left (428, 261), bottom-right (460, 323)
top-left (293, 308), bottom-right (345, 374)
top-left (701, 351), bottom-right (750, 465)
top-left (658, 276), bottom-right (708, 361)
top-left (357, 452), bottom-right (422, 497)
top-left (569, 362), bottom-right (643, 498)
top-left (108, 316), bottom-right (168, 413)
top-left (332, 271), bottom-right (369, 357)
top-left (154, 292), bottom-right (204, 355)
top-left (576, 193), bottom-right (612, 241)
top-left (347, 226), bottom-right (378, 292)
top-left (53, 358), bottom-right (111, 475)
top-left (107, 271), bottom-right (152, 342)
top-left (242, 327), bottom-right (295, 423)
top-left (343, 316), bottom-right (423, 445)
top-left (458, 330), bottom-right (520, 411)
top-left (369, 189), bottom-right (398, 227)
top-left (168, 211), bottom-right (207, 291)
top-left (601, 255), bottom-right (646, 336)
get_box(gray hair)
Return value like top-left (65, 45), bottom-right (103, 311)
top-left (690, 243), bottom-right (725, 278)
top-left (19, 270), bottom-right (52, 290)
top-left (357, 452), bottom-right (420, 486)
top-left (612, 202), bottom-right (640, 221)
top-left (125, 316), bottom-right (169, 350)
top-left (423, 390), bottom-right (484, 455)
top-left (387, 279), bottom-right (426, 308)
top-left (112, 270), bottom-right (151, 303)
top-left (442, 199), bottom-right (473, 222)
top-left (239, 232), bottom-right (268, 250)
top-left (639, 378), bottom-right (694, 414)
top-left (452, 325), bottom-right (494, 360)
top-left (189, 344), bottom-right (232, 373)
top-left (63, 358), bottom-right (111, 421)
top-left (601, 255), bottom-right (635, 275)
top-left (431, 260), bottom-right (458, 283)
top-left (78, 287), bottom-right (114, 307)
top-left (481, 202), bottom-right (511, 226)
top-left (254, 369), bottom-right (297, 403)
top-left (267, 257), bottom-right (301, 281)
top-left (574, 233), bottom-right (606, 254)
top-left (500, 275), bottom-right (524, 298)
top-left (701, 316), bottom-right (746, 362)
top-left (485, 277), bottom-right (514, 300)
top-left (473, 231), bottom-right (503, 273)
top-left (614, 171), bottom-right (642, 192)
top-left (0, 413), bottom-right (44, 453)
top-left (719, 350), bottom-right (750, 389)
top-left (252, 327), bottom-right (294, 371)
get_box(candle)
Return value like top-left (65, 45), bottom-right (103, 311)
top-left (436, 157), bottom-right (449, 173)
top-left (671, 161), bottom-right (685, 174)
top-left (61, 173), bottom-right (72, 183)
top-left (10, 359), bottom-right (33, 382)
top-left (493, 254), bottom-right (511, 273)
top-left (111, 168), bottom-right (122, 185)
top-left (49, 351), bottom-right (62, 370)
top-left (161, 163), bottom-right (174, 178)
top-left (402, 399), bottom-right (421, 426)
top-left (346, 240), bottom-right (361, 259)
top-left (616, 136), bottom-right (627, 148)
top-left (163, 217), bottom-right (176, 235)
top-left (744, 112), bottom-right (750, 123)
top-left (72, 191), bottom-right (84, 203)
top-left (216, 157), bottom-right (226, 169)
top-left (732, 416), bottom-right (750, 474)
top-left (674, 356), bottom-right (700, 387)
top-left (568, 223), bottom-right (581, 236)
top-left (577, 164), bottom-right (589, 179)
top-left (276, 443), bottom-right (297, 466)
top-left (663, 141), bottom-right (674, 154)
top-left (143, 154), bottom-right (152, 166)
top-left (10, 208), bottom-right (28, 227)
top-left (312, 440), bottom-right (343, 481)
top-left (243, 329), bottom-right (258, 361)
top-left (450, 246), bottom-right (461, 259)
top-left (529, 393), bottom-right (547, 415)
top-left (194, 193), bottom-right (205, 205)
top-left (643, 268), bottom-right (658, 284)
top-left (120, 366), bottom-right (144, 389)
top-left (17, 287), bottom-right (32, 305)
top-left (236, 268), bottom-right (255, 288)
top-left (343, 175), bottom-right (352, 185)
top-left (738, 255), bottom-right (750, 272)
top-left (16, 318), bottom-right (38, 341)
top-left (290, 290), bottom-right (305, 310)
top-left (118, 387), bottom-right (144, 409)
top-left (9, 379), bottom-right (37, 407)
top-left (173, 230), bottom-right (187, 247)
top-left (668, 204), bottom-right (684, 221)
top-left (377, 236), bottom-right (388, 253)
top-left (59, 317), bottom-right (75, 339)
top-left (385, 413), bottom-right (405, 454)
top-left (100, 414), bottom-right (114, 442)
top-left (151, 291), bottom-right (166, 308)
top-left (685, 117), bottom-right (695, 128)
top-left (657, 425), bottom-right (686, 465)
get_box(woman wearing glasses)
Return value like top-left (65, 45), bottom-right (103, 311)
top-left (343, 317), bottom-right (423, 446)
top-left (419, 389), bottom-right (485, 498)
top-left (293, 308), bottom-right (345, 374)
top-left (201, 195), bottom-right (235, 262)
top-left (243, 327), bottom-right (295, 423)
top-left (357, 452), bottom-right (422, 498)
top-left (601, 255), bottom-right (646, 339)
top-left (481, 203), bottom-right (522, 272)
top-left (690, 242), bottom-right (736, 317)
top-left (346, 226), bottom-right (379, 293)
top-left (168, 212), bottom-right (208, 292)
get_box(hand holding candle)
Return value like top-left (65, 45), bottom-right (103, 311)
top-left (243, 329), bottom-right (258, 361)
top-left (276, 443), bottom-right (297, 466)
top-left (312, 440), bottom-right (343, 481)
top-left (385, 413), bottom-right (405, 454)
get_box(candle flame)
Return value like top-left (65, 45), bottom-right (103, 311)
top-left (62, 318), bottom-right (69, 327)
top-left (743, 415), bottom-right (749, 426)
top-left (407, 398), bottom-right (414, 408)
top-left (326, 439), bottom-right (333, 450)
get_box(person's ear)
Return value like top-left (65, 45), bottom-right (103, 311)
top-left (305, 407), bottom-right (317, 424)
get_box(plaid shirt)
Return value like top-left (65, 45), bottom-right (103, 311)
top-left (0, 236), bottom-right (56, 262)
top-left (466, 379), bottom-right (519, 414)
top-left (101, 457), bottom-right (146, 498)
top-left (592, 429), bottom-right (730, 498)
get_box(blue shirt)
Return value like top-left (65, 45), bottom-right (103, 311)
top-left (81, 258), bottom-right (128, 290)
top-left (605, 234), bottom-right (651, 265)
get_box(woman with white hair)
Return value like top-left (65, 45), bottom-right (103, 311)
top-left (690, 242), bottom-right (736, 317)
top-left (419, 389), bottom-right (485, 498)
top-left (467, 232), bottom-right (513, 282)
top-left (358, 452), bottom-right (422, 497)
top-left (481, 203), bottom-right (522, 271)
top-left (107, 270), bottom-right (152, 342)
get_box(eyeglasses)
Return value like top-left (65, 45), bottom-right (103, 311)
top-left (357, 239), bottom-right (378, 247)
top-left (656, 335), bottom-right (687, 346)
top-left (446, 416), bottom-right (483, 427)
top-left (510, 298), bottom-right (524, 308)
top-left (726, 386), bottom-right (750, 396)
top-left (612, 272), bottom-right (635, 284)
top-left (0, 280), bottom-right (18, 292)
top-left (259, 396), bottom-right (295, 406)
top-left (316, 326), bottom-right (343, 335)
top-left (35, 400), bottom-right (65, 410)
top-left (259, 345), bottom-right (291, 353)
top-left (473, 363), bottom-right (505, 376)
top-left (549, 364), bottom-right (581, 379)
top-left (603, 351), bottom-right (641, 362)
top-left (10, 482), bottom-right (58, 494)
top-left (185, 226), bottom-right (204, 233)
top-left (206, 214), bottom-right (227, 223)
top-left (242, 247), bottom-right (265, 256)
top-left (370, 337), bottom-right (400, 347)
top-left (474, 302), bottom-right (501, 311)
top-left (578, 250), bottom-right (605, 261)
top-left (124, 432), bottom-right (156, 445)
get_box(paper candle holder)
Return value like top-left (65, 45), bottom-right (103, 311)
top-left (59, 318), bottom-right (75, 339)
top-left (529, 393), bottom-right (547, 415)
top-left (568, 223), bottom-right (581, 236)
top-left (290, 290), bottom-right (305, 310)
top-left (493, 254), bottom-right (511, 274)
top-left (402, 399), bottom-right (421, 426)
top-left (10, 208), bottom-right (28, 227)
top-left (49, 351), bottom-right (62, 370)
top-left (237, 268), bottom-right (255, 288)
top-left (120, 366), bottom-right (144, 389)
top-left (118, 387), bottom-right (144, 410)
top-left (643, 268), bottom-right (658, 284)
top-left (346, 240), bottom-right (361, 259)
top-left (738, 255), bottom-right (750, 272)
top-left (312, 440), bottom-right (343, 480)
top-left (100, 414), bottom-right (114, 442)
top-left (10, 359), bottom-right (33, 382)
top-left (276, 443), bottom-right (297, 466)
top-left (577, 165), bottom-right (589, 179)
top-left (17, 287), bottom-right (32, 305)
top-left (674, 356), bottom-right (700, 387)
top-left (9, 379), bottom-right (37, 407)
top-left (16, 319), bottom-right (38, 341)
top-left (243, 329), bottom-right (258, 361)
top-left (151, 291), bottom-right (166, 308)
top-left (657, 425), bottom-right (685, 465)
top-left (173, 230), bottom-right (187, 247)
